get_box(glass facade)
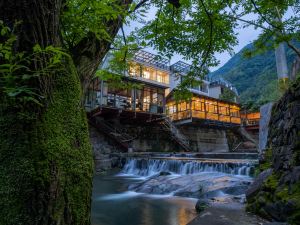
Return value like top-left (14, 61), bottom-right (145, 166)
top-left (166, 95), bottom-right (241, 124)
top-left (241, 112), bottom-right (260, 126)
top-left (85, 78), bottom-right (165, 114)
top-left (129, 63), bottom-right (169, 85)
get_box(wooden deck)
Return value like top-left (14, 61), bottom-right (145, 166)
top-left (89, 105), bottom-right (165, 124)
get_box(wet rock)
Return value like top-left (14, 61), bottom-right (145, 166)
top-left (247, 79), bottom-right (300, 223)
top-left (246, 168), bottom-right (273, 199)
top-left (129, 172), bottom-right (253, 199)
top-left (195, 199), bottom-right (209, 213)
top-left (263, 222), bottom-right (288, 225)
top-left (159, 171), bottom-right (171, 176)
top-left (233, 194), bottom-right (246, 203)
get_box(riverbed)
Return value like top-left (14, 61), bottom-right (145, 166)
top-left (91, 170), bottom-right (198, 225)
top-left (91, 157), bottom-right (257, 225)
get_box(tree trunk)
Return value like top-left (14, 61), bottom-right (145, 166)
top-left (0, 1), bottom-right (93, 225)
top-left (70, 0), bottom-right (133, 102)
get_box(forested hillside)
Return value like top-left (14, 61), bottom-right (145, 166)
top-left (210, 43), bottom-right (299, 110)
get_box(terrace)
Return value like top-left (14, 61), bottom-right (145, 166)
top-left (166, 93), bottom-right (241, 126)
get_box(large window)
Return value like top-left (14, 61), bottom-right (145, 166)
top-left (129, 63), bottom-right (141, 77)
top-left (166, 95), bottom-right (241, 124)
top-left (129, 63), bottom-right (169, 85)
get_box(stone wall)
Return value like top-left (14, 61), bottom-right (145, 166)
top-left (89, 126), bottom-right (122, 173)
top-left (180, 126), bottom-right (229, 152)
top-left (120, 123), bottom-right (230, 152)
top-left (246, 78), bottom-right (300, 224)
top-left (226, 127), bottom-right (257, 152)
top-left (90, 121), bottom-right (253, 172)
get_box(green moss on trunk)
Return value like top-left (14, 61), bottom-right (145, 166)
top-left (0, 61), bottom-right (93, 225)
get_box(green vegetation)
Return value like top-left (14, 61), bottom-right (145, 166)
top-left (210, 42), bottom-right (300, 110)
top-left (219, 88), bottom-right (236, 102)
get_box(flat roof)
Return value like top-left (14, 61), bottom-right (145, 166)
top-left (170, 61), bottom-right (191, 73)
top-left (133, 50), bottom-right (169, 70)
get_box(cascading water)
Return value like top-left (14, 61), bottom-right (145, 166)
top-left (121, 158), bottom-right (255, 177)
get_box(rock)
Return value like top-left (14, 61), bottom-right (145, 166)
top-left (233, 194), bottom-right (246, 203)
top-left (159, 171), bottom-right (171, 176)
top-left (291, 166), bottom-right (300, 184)
top-left (263, 223), bottom-right (288, 225)
top-left (195, 199), bottom-right (209, 213)
top-left (246, 168), bottom-right (273, 199)
top-left (129, 172), bottom-right (253, 199)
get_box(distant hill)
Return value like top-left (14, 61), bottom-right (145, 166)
top-left (209, 43), bottom-right (299, 110)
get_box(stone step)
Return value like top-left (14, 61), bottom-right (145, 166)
top-left (194, 152), bottom-right (258, 160)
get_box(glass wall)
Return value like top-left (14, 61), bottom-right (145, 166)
top-left (85, 79), bottom-right (101, 109)
top-left (241, 112), bottom-right (260, 125)
top-left (166, 95), bottom-right (241, 124)
top-left (190, 82), bottom-right (209, 94)
top-left (129, 63), bottom-right (169, 85)
top-left (135, 87), bottom-right (165, 113)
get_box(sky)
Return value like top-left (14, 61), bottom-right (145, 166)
top-left (124, 7), bottom-right (262, 72)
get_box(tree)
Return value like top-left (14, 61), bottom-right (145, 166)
top-left (0, 0), bottom-right (130, 224)
top-left (110, 0), bottom-right (300, 94)
top-left (219, 88), bottom-right (237, 102)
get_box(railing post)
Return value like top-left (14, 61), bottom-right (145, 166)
top-left (190, 99), bottom-right (192, 119)
top-left (100, 80), bottom-right (104, 107)
top-left (217, 101), bottom-right (220, 121)
top-left (229, 105), bottom-right (231, 123)
top-left (204, 97), bottom-right (207, 120)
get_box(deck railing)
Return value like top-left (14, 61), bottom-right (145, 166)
top-left (167, 109), bottom-right (241, 124)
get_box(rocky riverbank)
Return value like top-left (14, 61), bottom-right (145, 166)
top-left (246, 78), bottom-right (300, 224)
top-left (188, 201), bottom-right (268, 225)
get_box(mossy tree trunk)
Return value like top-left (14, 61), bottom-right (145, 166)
top-left (0, 1), bottom-right (96, 224)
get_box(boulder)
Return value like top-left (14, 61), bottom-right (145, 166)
top-left (246, 168), bottom-right (273, 199)
top-left (195, 199), bottom-right (209, 213)
top-left (159, 171), bottom-right (172, 176)
top-left (263, 223), bottom-right (288, 225)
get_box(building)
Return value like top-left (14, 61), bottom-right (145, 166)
top-left (169, 61), bottom-right (210, 96)
top-left (241, 111), bottom-right (260, 132)
top-left (167, 60), bottom-right (240, 126)
top-left (209, 77), bottom-right (238, 102)
top-left (86, 50), bottom-right (241, 126)
top-left (85, 50), bottom-right (170, 120)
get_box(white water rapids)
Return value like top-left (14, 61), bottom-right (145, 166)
top-left (121, 158), bottom-right (255, 177)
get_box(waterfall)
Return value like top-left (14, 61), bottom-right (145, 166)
top-left (121, 158), bottom-right (254, 177)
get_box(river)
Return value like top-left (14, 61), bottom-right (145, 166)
top-left (91, 170), bottom-right (198, 225)
top-left (91, 157), bottom-right (256, 225)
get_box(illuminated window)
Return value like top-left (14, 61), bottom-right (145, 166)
top-left (129, 63), bottom-right (141, 77)
top-left (143, 71), bottom-right (150, 79)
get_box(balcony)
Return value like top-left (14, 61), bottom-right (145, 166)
top-left (166, 95), bottom-right (241, 125)
top-left (128, 63), bottom-right (170, 87)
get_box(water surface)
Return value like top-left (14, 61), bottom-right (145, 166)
top-left (91, 170), bottom-right (197, 225)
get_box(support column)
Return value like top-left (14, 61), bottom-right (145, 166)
top-left (132, 88), bottom-right (136, 111)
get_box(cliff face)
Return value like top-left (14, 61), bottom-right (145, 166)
top-left (246, 78), bottom-right (300, 224)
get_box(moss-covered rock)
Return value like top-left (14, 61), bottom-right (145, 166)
top-left (246, 78), bottom-right (300, 225)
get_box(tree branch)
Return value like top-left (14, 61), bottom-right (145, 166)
top-left (70, 0), bottom-right (133, 104)
top-left (120, 23), bottom-right (128, 62)
top-left (287, 41), bottom-right (300, 58)
top-left (199, 0), bottom-right (213, 70)
top-left (250, 0), bottom-right (281, 31)
top-left (129, 0), bottom-right (150, 13)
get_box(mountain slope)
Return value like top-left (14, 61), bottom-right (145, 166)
top-left (210, 43), bottom-right (299, 109)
